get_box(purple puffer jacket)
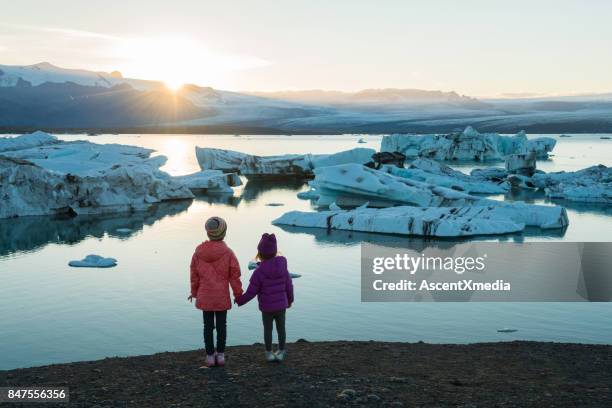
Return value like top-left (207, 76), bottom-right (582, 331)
top-left (237, 256), bottom-right (294, 312)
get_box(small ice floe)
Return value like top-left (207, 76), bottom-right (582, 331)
top-left (265, 203), bottom-right (285, 207)
top-left (297, 189), bottom-right (320, 200)
top-left (115, 228), bottom-right (132, 234)
top-left (357, 138), bottom-right (367, 144)
top-left (69, 254), bottom-right (117, 268)
top-left (497, 328), bottom-right (518, 333)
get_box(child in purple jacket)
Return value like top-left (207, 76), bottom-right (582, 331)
top-left (236, 233), bottom-right (294, 362)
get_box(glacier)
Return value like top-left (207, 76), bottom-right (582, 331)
top-left (381, 126), bottom-right (556, 161)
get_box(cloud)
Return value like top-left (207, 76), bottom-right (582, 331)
top-left (0, 23), bottom-right (120, 41)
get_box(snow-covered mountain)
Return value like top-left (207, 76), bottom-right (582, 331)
top-left (1, 62), bottom-right (612, 133)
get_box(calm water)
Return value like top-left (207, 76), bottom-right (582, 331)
top-left (1, 133), bottom-right (611, 370)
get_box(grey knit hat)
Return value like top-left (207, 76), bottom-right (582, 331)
top-left (205, 216), bottom-right (227, 241)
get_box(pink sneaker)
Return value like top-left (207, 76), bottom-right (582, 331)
top-left (205, 354), bottom-right (216, 367)
top-left (216, 352), bottom-right (225, 366)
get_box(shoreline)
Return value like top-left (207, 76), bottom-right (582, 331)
top-left (3, 126), bottom-right (612, 136)
top-left (2, 340), bottom-right (610, 406)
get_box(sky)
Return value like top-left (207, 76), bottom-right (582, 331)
top-left (1, 0), bottom-right (611, 97)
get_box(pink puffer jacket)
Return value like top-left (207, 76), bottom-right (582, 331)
top-left (190, 240), bottom-right (243, 311)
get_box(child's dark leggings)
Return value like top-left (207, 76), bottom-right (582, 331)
top-left (203, 311), bottom-right (227, 355)
top-left (261, 309), bottom-right (286, 352)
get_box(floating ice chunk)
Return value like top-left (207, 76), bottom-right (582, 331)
top-left (381, 126), bottom-right (555, 161)
top-left (532, 165), bottom-right (612, 203)
top-left (239, 153), bottom-right (316, 179)
top-left (2, 134), bottom-right (156, 176)
top-left (173, 170), bottom-right (242, 193)
top-left (507, 174), bottom-right (537, 189)
top-left (273, 206), bottom-right (525, 237)
top-left (297, 188), bottom-right (320, 200)
top-left (505, 152), bottom-right (536, 176)
top-left (195, 147), bottom-right (248, 172)
top-left (195, 146), bottom-right (375, 179)
top-left (497, 328), bottom-right (518, 333)
top-left (0, 156), bottom-right (193, 219)
top-left (69, 254), bottom-right (117, 268)
top-left (311, 148), bottom-right (375, 169)
top-left (309, 164), bottom-right (568, 229)
top-left (0, 131), bottom-right (59, 153)
top-left (385, 158), bottom-right (508, 194)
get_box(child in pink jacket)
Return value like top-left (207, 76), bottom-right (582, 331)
top-left (189, 216), bottom-right (243, 367)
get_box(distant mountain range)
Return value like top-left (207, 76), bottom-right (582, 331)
top-left (1, 62), bottom-right (611, 133)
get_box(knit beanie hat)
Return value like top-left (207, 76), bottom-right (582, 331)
top-left (205, 216), bottom-right (227, 241)
top-left (257, 233), bottom-right (277, 257)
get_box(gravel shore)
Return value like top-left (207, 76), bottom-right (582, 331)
top-left (1, 340), bottom-right (611, 407)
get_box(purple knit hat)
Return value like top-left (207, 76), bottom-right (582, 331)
top-left (257, 233), bottom-right (277, 257)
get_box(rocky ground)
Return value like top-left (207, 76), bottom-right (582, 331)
top-left (1, 340), bottom-right (611, 407)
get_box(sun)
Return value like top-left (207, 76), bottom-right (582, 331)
top-left (164, 79), bottom-right (184, 91)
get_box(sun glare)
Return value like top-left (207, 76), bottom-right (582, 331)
top-left (111, 34), bottom-right (268, 89)
top-left (164, 80), bottom-right (184, 91)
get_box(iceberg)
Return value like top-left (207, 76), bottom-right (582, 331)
top-left (0, 131), bottom-right (59, 153)
top-left (273, 206), bottom-right (526, 237)
top-left (309, 164), bottom-right (568, 229)
top-left (381, 126), bottom-right (556, 161)
top-left (384, 158), bottom-right (508, 194)
top-left (0, 131), bottom-right (247, 218)
top-left (505, 152), bottom-right (536, 176)
top-left (173, 170), bottom-right (242, 193)
top-left (0, 156), bottom-right (193, 219)
top-left (2, 132), bottom-right (156, 176)
top-left (69, 254), bottom-right (117, 268)
top-left (195, 147), bottom-right (248, 173)
top-left (532, 165), bottom-right (612, 203)
top-left (195, 146), bottom-right (375, 179)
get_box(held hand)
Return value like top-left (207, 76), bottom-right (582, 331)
top-left (188, 295), bottom-right (195, 303)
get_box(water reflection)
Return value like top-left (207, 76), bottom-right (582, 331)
top-left (241, 180), bottom-right (307, 202)
top-left (0, 200), bottom-right (192, 257)
top-left (193, 193), bottom-right (242, 207)
top-left (275, 223), bottom-right (567, 248)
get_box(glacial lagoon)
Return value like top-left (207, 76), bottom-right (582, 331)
top-left (1, 133), bottom-right (611, 370)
